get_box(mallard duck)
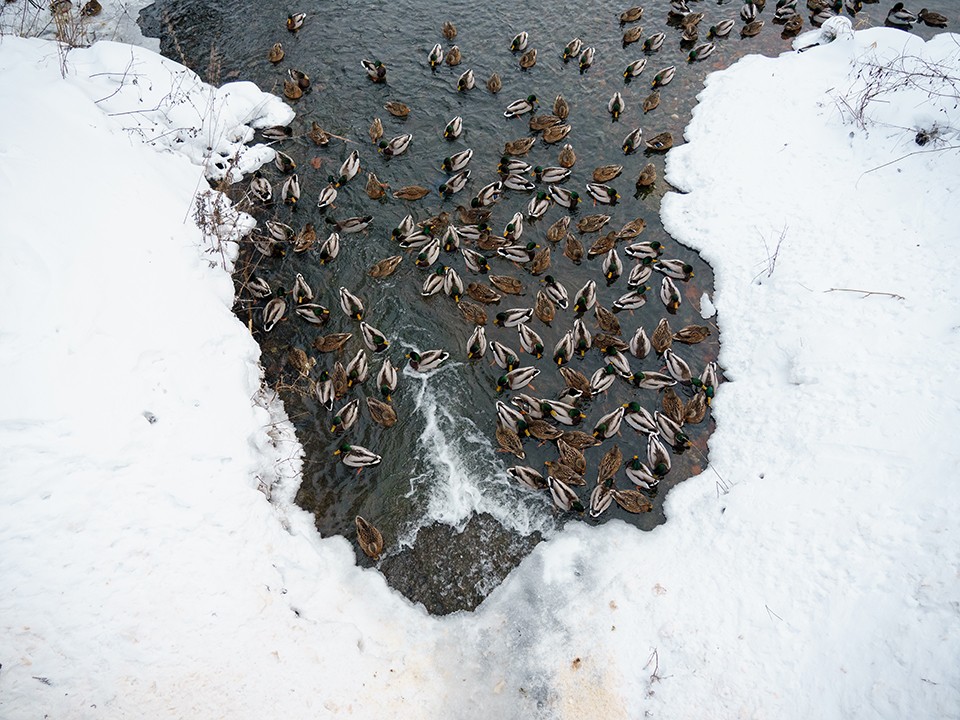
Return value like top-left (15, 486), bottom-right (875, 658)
top-left (630, 370), bottom-right (676, 390)
top-left (331, 150), bottom-right (360, 187)
top-left (688, 42), bottom-right (716, 61)
top-left (682, 10), bottom-right (705, 28)
top-left (366, 397), bottom-right (397, 428)
top-left (445, 45), bottom-right (462, 66)
top-left (462, 246), bottom-right (492, 274)
top-left (379, 133), bottom-right (412, 158)
top-left (557, 143), bottom-right (577, 168)
top-left (527, 418), bottom-right (565, 442)
top-left (265, 220), bottom-right (294, 242)
top-left (612, 489), bottom-right (652, 513)
top-left (519, 48), bottom-right (537, 70)
top-left (262, 288), bottom-right (287, 333)
top-left (573, 280), bottom-right (597, 315)
top-left (335, 444), bottom-right (382, 469)
top-left (587, 231), bottom-right (618, 257)
top-left (525, 192), bottom-right (549, 221)
top-left (684, 390), bottom-right (708, 424)
top-left (593, 406), bottom-right (625, 439)
top-left (539, 275), bottom-right (568, 310)
top-left (330, 361), bottom-right (349, 399)
top-left (315, 230), bottom-right (339, 263)
top-left (415, 238), bottom-right (441, 267)
top-left (439, 169), bottom-right (471, 196)
top-left (384, 101), bottom-right (411, 118)
top-left (608, 91), bottom-right (625, 120)
top-left (421, 266), bottom-right (446, 297)
top-left (530, 114), bottom-right (561, 132)
top-left (313, 371), bottom-right (335, 411)
top-left (741, 1), bottom-right (760, 19)
top-left (510, 31), bottom-right (529, 51)
top-left (367, 255), bottom-right (402, 279)
top-left (530, 246), bottom-right (551, 274)
top-left (549, 186), bottom-right (580, 209)
top-left (645, 132), bottom-right (674, 152)
top-left (534, 290), bottom-right (556, 325)
top-left (563, 234), bottom-right (585, 264)
top-left (500, 156), bottom-right (532, 175)
top-left (504, 95), bottom-right (538, 118)
top-left (291, 273), bottom-right (312, 304)
top-left (491, 341), bottom-right (520, 371)
top-left (457, 68), bottom-right (476, 91)
top-left (440, 149), bottom-right (474, 174)
top-left (810, 7), bottom-right (837, 25)
top-left (597, 444), bottom-right (623, 484)
top-left (681, 25), bottom-right (699, 43)
top-left (557, 367), bottom-right (591, 400)
top-left (268, 42), bottom-right (284, 63)
top-left (586, 183), bottom-right (620, 206)
top-left (670, 0), bottom-right (691, 17)
top-left (465, 325), bottom-right (488, 360)
top-left (621, 5), bottom-right (644, 23)
top-left (552, 330), bottom-right (575, 366)
top-left (663, 348), bottom-right (693, 385)
top-left (440, 19), bottom-right (457, 38)
top-left (540, 399), bottom-right (583, 427)
top-left (660, 387), bottom-right (685, 424)
top-left (621, 402), bottom-right (656, 434)
top-left (621, 59), bottom-right (647, 85)
top-left (652, 66), bottom-right (676, 88)
top-left (626, 262), bottom-right (653, 289)
top-left (375, 358), bottom-right (398, 402)
top-left (544, 460), bottom-right (584, 488)
top-left (625, 240), bottom-right (664, 260)
top-left (562, 38), bottom-right (583, 61)
top-left (494, 307), bottom-right (534, 328)
top-left (282, 79), bottom-right (303, 100)
top-left (598, 301), bottom-right (623, 334)
top-left (579, 46), bottom-right (596, 73)
top-left (466, 281), bottom-right (500, 304)
top-left (441, 226), bottom-right (461, 253)
top-left (918, 7), bottom-right (948, 25)
top-left (245, 276), bottom-right (272, 300)
top-left (637, 163), bottom-right (657, 188)
top-left (504, 138), bottom-right (537, 158)
top-left (497, 367), bottom-right (540, 394)
top-left (645, 319), bottom-right (671, 357)
top-left (358, 321), bottom-right (389, 353)
top-left (775, 3), bottom-right (800, 18)
top-left (330, 215), bottom-right (372, 234)
top-left (708, 19), bottom-right (736, 36)
top-left (644, 31), bottom-right (666, 51)
top-left (487, 72), bottom-right (502, 93)
top-left (543, 125), bottom-right (572, 144)
top-left (556, 439), bottom-right (586, 474)
top-left (288, 68), bottom-right (310, 92)
top-left (613, 289), bottom-right (648, 312)
top-left (622, 25), bottom-right (644, 46)
top-left (502, 212), bottom-right (525, 242)
top-left (367, 118), bottom-right (384, 145)
top-left (354, 516), bottom-right (384, 560)
top-left (588, 364), bottom-right (617, 395)
top-left (509, 465), bottom-right (548, 491)
top-left (346, 349), bottom-right (370, 387)
top-left (546, 217), bottom-right (571, 244)
top-left (782, 13), bottom-right (804, 33)
top-left (307, 121), bottom-right (330, 146)
top-left (365, 171), bottom-right (389, 200)
top-left (330, 398), bottom-right (361, 434)
top-left (623, 127), bottom-right (643, 154)
top-left (361, 59), bottom-right (387, 83)
top-left (657, 258), bottom-right (695, 280)
top-left (548, 476), bottom-right (585, 512)
top-left (286, 12), bottom-right (306, 31)
top-left (407, 349), bottom-right (449, 372)
top-left (311, 333), bottom-right (351, 355)
top-left (281, 174), bottom-right (300, 207)
top-left (444, 267), bottom-right (465, 301)
top-left (531, 166), bottom-right (567, 184)
top-left (428, 43), bottom-right (444, 68)
top-left (557, 431), bottom-right (598, 451)
top-left (886, 1), bottom-right (917, 24)
top-left (517, 323), bottom-right (545, 358)
top-left (337, 286), bottom-right (364, 321)
top-left (647, 433), bottom-right (671, 476)
top-left (624, 455), bottom-right (659, 490)
top-left (741, 19), bottom-right (764, 34)
top-left (660, 275), bottom-right (681, 313)
top-left (497, 400), bottom-right (526, 433)
top-left (489, 274), bottom-right (525, 295)
top-left (393, 185), bottom-right (430, 201)
top-left (250, 174), bottom-right (273, 204)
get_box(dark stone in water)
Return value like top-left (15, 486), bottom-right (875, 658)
top-left (377, 513), bottom-right (542, 615)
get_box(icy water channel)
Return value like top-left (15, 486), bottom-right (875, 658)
top-left (141, 0), bottom-right (952, 613)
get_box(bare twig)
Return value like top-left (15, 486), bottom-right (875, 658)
top-left (753, 224), bottom-right (787, 284)
top-left (825, 287), bottom-right (905, 300)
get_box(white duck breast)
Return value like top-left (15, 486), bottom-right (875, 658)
top-left (623, 58), bottom-right (647, 82)
top-left (527, 193), bottom-right (551, 219)
top-left (593, 406), bottom-right (625, 439)
top-left (428, 42), bottom-right (443, 67)
top-left (377, 358), bottom-right (398, 398)
top-left (442, 148), bottom-right (473, 172)
top-left (517, 323), bottom-right (544, 356)
top-left (441, 225), bottom-right (460, 251)
top-left (338, 444), bottom-right (382, 468)
top-left (553, 330), bottom-right (575, 364)
top-left (316, 184), bottom-right (338, 210)
top-left (491, 341), bottom-right (520, 370)
top-left (622, 127), bottom-right (643, 154)
top-left (503, 174), bottom-right (537, 192)
top-left (338, 286), bottom-right (365, 319)
top-left (644, 32), bottom-right (666, 51)
top-left (613, 289), bottom-right (648, 312)
top-left (457, 68), bottom-right (475, 91)
top-left (543, 276), bottom-right (569, 308)
top-left (444, 115), bottom-right (463, 139)
top-left (608, 91), bottom-right (625, 118)
top-left (625, 457), bottom-right (659, 489)
top-left (467, 326), bottom-right (488, 359)
top-left (443, 266), bottom-right (464, 300)
top-left (408, 349), bottom-right (450, 372)
top-left (652, 65), bottom-right (676, 88)
top-left (627, 262), bottom-right (654, 288)
top-left (415, 238), bottom-right (442, 267)
top-left (548, 185), bottom-right (580, 208)
top-left (281, 174), bottom-right (300, 205)
top-left (495, 307), bottom-right (534, 327)
top-left (579, 46), bottom-right (596, 71)
top-left (503, 211), bottom-right (524, 240)
top-left (439, 169), bottom-right (471, 195)
top-left (630, 327), bottom-right (652, 358)
top-left (499, 157), bottom-right (533, 175)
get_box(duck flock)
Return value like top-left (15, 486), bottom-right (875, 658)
top-left (233, 2), bottom-right (947, 561)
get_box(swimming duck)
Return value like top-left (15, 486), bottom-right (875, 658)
top-left (602, 251), bottom-right (624, 285)
top-left (625, 456), bottom-right (659, 490)
top-left (365, 172), bottom-right (389, 200)
top-left (519, 48), bottom-right (538, 70)
top-left (518, 323), bottom-right (545, 358)
top-left (608, 91), bottom-right (625, 119)
top-left (368, 255), bottom-right (402, 279)
top-left (360, 321), bottom-right (389, 353)
top-left (886, 1), bottom-right (917, 24)
top-left (637, 163), bottom-right (657, 189)
top-left (442, 20), bottom-right (457, 38)
top-left (442, 149), bottom-right (474, 173)
top-left (630, 370), bottom-right (676, 390)
top-left (368, 118), bottom-right (384, 145)
top-left (663, 348), bottom-right (693, 384)
top-left (502, 212), bottom-right (525, 242)
top-left (361, 59), bottom-right (387, 83)
top-left (282, 174), bottom-right (301, 207)
top-left (497, 400), bottom-right (526, 433)
top-left (613, 289), bottom-right (648, 312)
top-left (283, 79), bottom-right (303, 100)
top-left (917, 7), bottom-right (948, 25)
top-left (330, 399), bottom-right (360, 434)
top-left (613, 489), bottom-right (653, 513)
top-left (379, 134), bottom-right (413, 157)
top-left (286, 12), bottom-right (306, 31)
top-left (623, 127), bottom-right (643, 154)
top-left (564, 234), bottom-right (585, 263)
top-left (367, 397), bottom-right (398, 429)
top-left (489, 274), bottom-right (525, 295)
top-left (407, 349), bottom-right (450, 372)
top-left (439, 169), bottom-right (471, 196)
top-left (742, 1), bottom-right (760, 19)
top-left (313, 333), bottom-right (352, 354)
top-left (588, 231), bottom-right (618, 257)
top-left (384, 101), bottom-right (410, 118)
top-left (345, 349), bottom-right (370, 387)
top-left (260, 124), bottom-right (292, 140)
top-left (645, 132), bottom-right (674, 151)
top-left (549, 185), bottom-right (580, 210)
top-left (625, 240), bottom-right (664, 260)
top-left (647, 434), bottom-right (671, 476)
top-left (529, 247), bottom-right (552, 276)
top-left (782, 13), bottom-right (804, 33)
top-left (504, 95), bottom-right (539, 118)
top-left (445, 45), bottom-right (462, 66)
top-left (547, 475), bottom-right (584, 513)
top-left (250, 174), bottom-right (272, 204)
top-left (623, 402), bottom-right (657, 435)
top-left (497, 366), bottom-right (540, 393)
top-left (552, 330), bottom-right (575, 366)
top-left (510, 31), bottom-right (529, 51)
top-left (262, 288), bottom-right (286, 332)
top-left (546, 218), bottom-right (571, 245)
top-left (626, 262), bottom-right (653, 289)
top-left (660, 276), bottom-right (681, 312)
top-left (527, 192), bottom-right (551, 220)
top-left (458, 69), bottom-right (476, 91)
top-left (308, 122), bottom-right (330, 146)
top-left (558, 143), bottom-right (577, 168)
top-left (623, 25), bottom-right (644, 46)
top-left (590, 365), bottom-right (618, 395)
top-left (681, 25), bottom-right (700, 43)
top-left (466, 281), bottom-right (500, 303)
top-left (657, 258), bottom-right (695, 280)
top-left (316, 231), bottom-right (339, 264)
top-left (487, 72), bottom-right (502, 93)
top-left (593, 406), bottom-right (625, 439)
top-left (530, 114), bottom-right (561, 132)
top-left (708, 18), bottom-right (736, 36)
top-left (268, 42), bottom-right (284, 63)
top-left (332, 150), bottom-right (360, 187)
top-left (644, 32), bottom-right (666, 51)
top-left (741, 19), bottom-right (764, 34)
top-left (292, 273), bottom-right (313, 304)
top-left (504, 138), bottom-right (537, 158)
top-left (542, 399), bottom-right (585, 427)
top-left (534, 165), bottom-right (571, 184)
top-left (415, 238), bottom-right (441, 267)
top-left (467, 325), bottom-right (488, 360)
top-left (620, 5), bottom-right (643, 23)
top-left (494, 307), bottom-right (534, 328)
top-left (335, 444), bottom-right (382, 469)
top-left (422, 267), bottom-right (446, 297)
top-left (338, 287), bottom-right (364, 321)
top-left (509, 465), bottom-right (548, 491)
top-left (586, 183), bottom-right (620, 205)
top-left (393, 185), bottom-right (430, 200)
top-left (329, 215), bottom-right (372, 234)
top-left (491, 341), bottom-right (521, 370)
top-left (542, 275), bottom-right (569, 309)
top-left (579, 46), bottom-right (596, 72)
top-left (331, 362), bottom-right (349, 398)
top-left (377, 358), bottom-right (399, 402)
top-left (428, 43), bottom-right (444, 68)
top-left (597, 444), bottom-right (623, 485)
top-left (562, 38), bottom-right (583, 61)
top-left (624, 58), bottom-right (647, 83)
top-left (652, 66), bottom-right (676, 88)
top-left (573, 280), bottom-right (597, 313)
top-left (655, 410), bottom-right (689, 448)
top-left (688, 42), bottom-right (716, 61)
top-left (684, 389), bottom-right (708, 424)
top-left (542, 124), bottom-right (572, 144)
top-left (444, 267), bottom-right (464, 301)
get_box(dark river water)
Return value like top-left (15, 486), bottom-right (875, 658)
top-left (140, 0), bottom-right (952, 612)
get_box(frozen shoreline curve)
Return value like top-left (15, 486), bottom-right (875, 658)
top-left (1, 24), bottom-right (959, 720)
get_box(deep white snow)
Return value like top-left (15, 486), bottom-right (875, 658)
top-left (1, 25), bottom-right (959, 720)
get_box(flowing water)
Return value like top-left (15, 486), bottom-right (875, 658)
top-left (140, 0), bottom-right (953, 613)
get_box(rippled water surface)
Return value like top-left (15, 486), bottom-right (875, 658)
top-left (141, 0), bottom-right (953, 612)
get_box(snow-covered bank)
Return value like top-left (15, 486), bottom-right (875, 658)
top-left (2, 26), bottom-right (959, 720)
